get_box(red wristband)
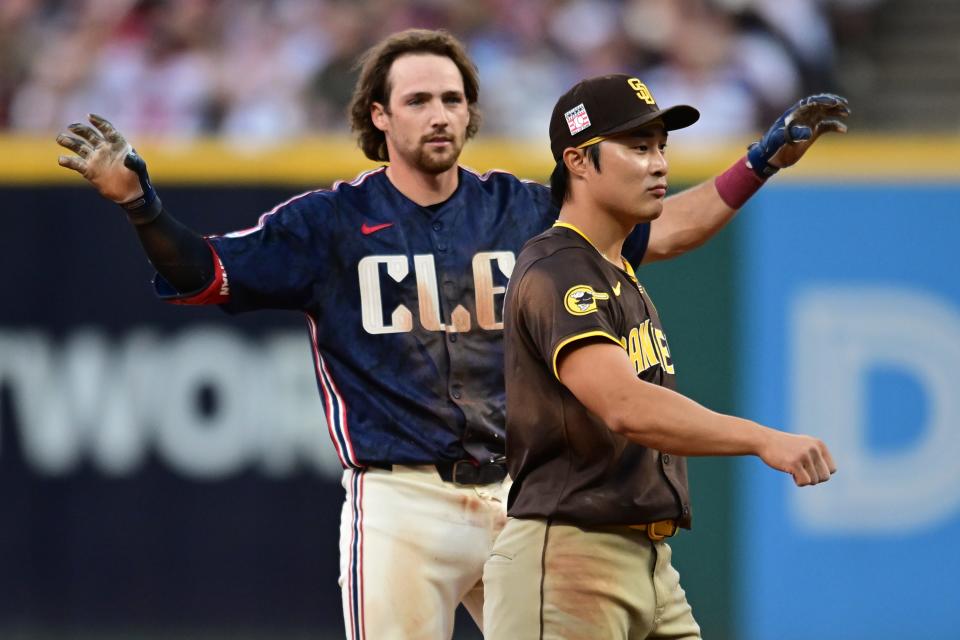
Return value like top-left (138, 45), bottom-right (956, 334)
top-left (714, 155), bottom-right (766, 209)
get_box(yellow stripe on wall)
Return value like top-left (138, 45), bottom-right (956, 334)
top-left (6, 135), bottom-right (960, 185)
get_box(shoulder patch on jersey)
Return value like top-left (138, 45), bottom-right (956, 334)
top-left (564, 284), bottom-right (610, 316)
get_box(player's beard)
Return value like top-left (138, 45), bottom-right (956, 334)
top-left (412, 136), bottom-right (463, 174)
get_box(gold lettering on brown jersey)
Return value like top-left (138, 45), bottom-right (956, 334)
top-left (621, 320), bottom-right (675, 375)
top-left (639, 320), bottom-right (660, 370)
top-left (628, 327), bottom-right (644, 372)
top-left (654, 327), bottom-right (675, 374)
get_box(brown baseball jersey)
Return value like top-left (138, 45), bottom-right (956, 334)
top-left (503, 222), bottom-right (691, 528)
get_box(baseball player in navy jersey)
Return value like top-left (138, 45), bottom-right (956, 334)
top-left (55, 27), bottom-right (849, 640)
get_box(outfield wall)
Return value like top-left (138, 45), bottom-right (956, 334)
top-left (1, 136), bottom-right (957, 639)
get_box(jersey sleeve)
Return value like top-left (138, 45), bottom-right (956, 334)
top-left (157, 190), bottom-right (331, 313)
top-left (515, 249), bottom-right (623, 380)
top-left (622, 223), bottom-right (650, 267)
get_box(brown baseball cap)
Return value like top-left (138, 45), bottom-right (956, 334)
top-left (549, 74), bottom-right (700, 162)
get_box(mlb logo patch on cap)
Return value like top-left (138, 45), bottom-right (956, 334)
top-left (565, 103), bottom-right (591, 135)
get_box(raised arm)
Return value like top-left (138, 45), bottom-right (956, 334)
top-left (56, 114), bottom-right (214, 293)
top-left (557, 339), bottom-right (836, 487)
top-left (644, 93), bottom-right (850, 263)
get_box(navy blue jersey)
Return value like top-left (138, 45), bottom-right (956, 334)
top-left (158, 166), bottom-right (650, 467)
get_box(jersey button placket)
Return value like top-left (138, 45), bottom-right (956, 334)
top-left (433, 211), bottom-right (463, 405)
top-left (442, 279), bottom-right (457, 342)
top-left (433, 219), bottom-right (447, 252)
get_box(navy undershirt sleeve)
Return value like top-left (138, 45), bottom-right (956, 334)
top-left (622, 223), bottom-right (651, 268)
top-left (133, 207), bottom-right (214, 293)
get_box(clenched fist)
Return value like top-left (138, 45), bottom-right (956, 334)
top-left (758, 430), bottom-right (837, 487)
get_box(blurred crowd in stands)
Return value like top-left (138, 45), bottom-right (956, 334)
top-left (0, 0), bottom-right (881, 142)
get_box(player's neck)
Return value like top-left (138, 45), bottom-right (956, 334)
top-left (385, 161), bottom-right (459, 207)
top-left (557, 204), bottom-right (631, 268)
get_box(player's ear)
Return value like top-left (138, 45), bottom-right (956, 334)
top-left (563, 147), bottom-right (591, 179)
top-left (371, 102), bottom-right (389, 132)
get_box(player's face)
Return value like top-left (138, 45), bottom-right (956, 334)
top-left (586, 127), bottom-right (669, 223)
top-left (373, 53), bottom-right (470, 175)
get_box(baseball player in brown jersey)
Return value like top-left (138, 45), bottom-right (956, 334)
top-left (483, 75), bottom-right (839, 639)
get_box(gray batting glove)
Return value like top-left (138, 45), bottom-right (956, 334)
top-left (56, 114), bottom-right (162, 224)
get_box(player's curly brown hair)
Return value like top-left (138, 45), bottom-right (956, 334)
top-left (349, 29), bottom-right (481, 162)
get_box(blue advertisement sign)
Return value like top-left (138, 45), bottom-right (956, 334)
top-left (737, 184), bottom-right (960, 639)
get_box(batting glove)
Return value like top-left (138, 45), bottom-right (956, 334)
top-left (120, 149), bottom-right (162, 225)
top-left (747, 94), bottom-right (850, 178)
top-left (56, 114), bottom-right (162, 225)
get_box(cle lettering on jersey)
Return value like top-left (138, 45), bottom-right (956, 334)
top-left (358, 251), bottom-right (516, 335)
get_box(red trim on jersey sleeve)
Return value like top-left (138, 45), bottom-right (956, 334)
top-left (165, 240), bottom-right (231, 306)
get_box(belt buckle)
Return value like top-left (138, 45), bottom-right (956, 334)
top-left (646, 520), bottom-right (677, 541)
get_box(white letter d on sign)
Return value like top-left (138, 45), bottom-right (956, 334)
top-left (789, 286), bottom-right (960, 534)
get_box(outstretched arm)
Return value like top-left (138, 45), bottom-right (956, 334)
top-left (558, 340), bottom-right (837, 487)
top-left (644, 93), bottom-right (850, 263)
top-left (56, 114), bottom-right (214, 292)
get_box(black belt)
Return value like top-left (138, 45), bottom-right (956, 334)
top-left (435, 460), bottom-right (507, 485)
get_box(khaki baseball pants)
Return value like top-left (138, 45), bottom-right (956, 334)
top-left (483, 517), bottom-right (701, 639)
